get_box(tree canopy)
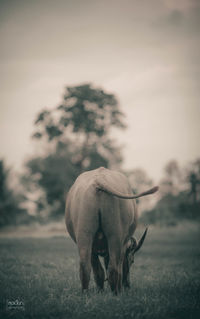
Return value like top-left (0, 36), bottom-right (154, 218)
top-left (24, 84), bottom-right (126, 218)
top-left (33, 83), bottom-right (125, 171)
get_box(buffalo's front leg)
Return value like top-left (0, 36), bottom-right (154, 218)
top-left (91, 254), bottom-right (105, 290)
top-left (107, 238), bottom-right (124, 295)
top-left (108, 260), bottom-right (123, 294)
top-left (122, 255), bottom-right (130, 288)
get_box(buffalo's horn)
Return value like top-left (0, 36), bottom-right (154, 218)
top-left (134, 227), bottom-right (148, 253)
top-left (130, 237), bottom-right (137, 250)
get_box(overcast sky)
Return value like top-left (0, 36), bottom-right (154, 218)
top-left (0, 0), bottom-right (200, 181)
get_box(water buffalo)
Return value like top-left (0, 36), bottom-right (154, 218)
top-left (65, 167), bottom-right (158, 294)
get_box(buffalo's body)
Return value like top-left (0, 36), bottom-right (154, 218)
top-left (65, 167), bottom-right (157, 294)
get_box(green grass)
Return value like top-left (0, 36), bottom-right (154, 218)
top-left (0, 224), bottom-right (200, 319)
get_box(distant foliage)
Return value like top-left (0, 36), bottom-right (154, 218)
top-left (141, 159), bottom-right (200, 225)
top-left (24, 84), bottom-right (126, 218)
top-left (0, 160), bottom-right (29, 227)
top-left (125, 168), bottom-right (153, 194)
top-left (124, 168), bottom-right (153, 212)
top-left (22, 143), bottom-right (80, 219)
top-left (159, 160), bottom-right (183, 196)
top-left (187, 159), bottom-right (200, 205)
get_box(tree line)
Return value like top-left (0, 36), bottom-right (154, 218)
top-left (0, 84), bottom-right (199, 227)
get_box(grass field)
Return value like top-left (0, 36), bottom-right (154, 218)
top-left (0, 223), bottom-right (200, 319)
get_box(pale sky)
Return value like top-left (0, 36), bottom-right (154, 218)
top-left (0, 0), bottom-right (200, 182)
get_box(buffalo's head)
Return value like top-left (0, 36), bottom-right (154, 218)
top-left (126, 228), bottom-right (148, 267)
top-left (122, 228), bottom-right (148, 288)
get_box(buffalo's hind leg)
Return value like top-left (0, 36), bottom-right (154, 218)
top-left (91, 254), bottom-right (105, 291)
top-left (78, 239), bottom-right (93, 292)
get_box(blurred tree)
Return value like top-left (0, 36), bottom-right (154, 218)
top-left (25, 84), bottom-right (126, 218)
top-left (0, 160), bottom-right (27, 227)
top-left (125, 168), bottom-right (153, 213)
top-left (33, 83), bottom-right (125, 171)
top-left (22, 142), bottom-right (80, 219)
top-left (160, 160), bottom-right (183, 196)
top-left (141, 158), bottom-right (200, 225)
top-left (187, 159), bottom-right (200, 205)
top-left (125, 168), bottom-right (153, 194)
